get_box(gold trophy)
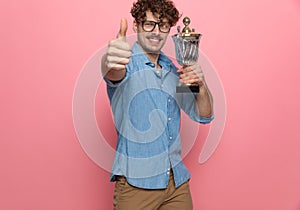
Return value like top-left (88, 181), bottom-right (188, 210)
top-left (172, 16), bottom-right (202, 93)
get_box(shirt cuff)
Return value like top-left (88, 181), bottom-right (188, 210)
top-left (196, 113), bottom-right (214, 124)
top-left (104, 76), bottom-right (124, 88)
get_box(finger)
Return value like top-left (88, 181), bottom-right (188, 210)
top-left (177, 68), bottom-right (183, 73)
top-left (117, 18), bottom-right (128, 40)
top-left (109, 39), bottom-right (131, 51)
top-left (107, 47), bottom-right (132, 58)
top-left (179, 70), bottom-right (198, 79)
top-left (181, 68), bottom-right (204, 79)
top-left (180, 74), bottom-right (200, 82)
top-left (177, 66), bottom-right (192, 73)
top-left (107, 56), bottom-right (130, 65)
top-left (181, 72), bottom-right (204, 83)
top-left (183, 64), bottom-right (203, 74)
top-left (106, 62), bottom-right (127, 71)
top-left (180, 78), bottom-right (203, 85)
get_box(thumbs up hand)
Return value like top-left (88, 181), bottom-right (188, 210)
top-left (117, 18), bottom-right (128, 40)
top-left (101, 18), bottom-right (132, 81)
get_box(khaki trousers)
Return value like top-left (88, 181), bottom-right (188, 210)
top-left (113, 171), bottom-right (193, 210)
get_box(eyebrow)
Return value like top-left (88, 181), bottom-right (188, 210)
top-left (144, 20), bottom-right (170, 23)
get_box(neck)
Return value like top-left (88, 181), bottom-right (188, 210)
top-left (136, 42), bottom-right (162, 69)
top-left (146, 52), bottom-right (159, 64)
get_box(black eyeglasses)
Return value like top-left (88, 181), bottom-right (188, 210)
top-left (141, 20), bottom-right (171, 33)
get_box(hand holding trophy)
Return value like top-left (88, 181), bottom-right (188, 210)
top-left (172, 16), bottom-right (202, 93)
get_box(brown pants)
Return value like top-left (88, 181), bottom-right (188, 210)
top-left (113, 172), bottom-right (193, 210)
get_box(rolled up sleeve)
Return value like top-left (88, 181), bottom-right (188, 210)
top-left (178, 93), bottom-right (214, 124)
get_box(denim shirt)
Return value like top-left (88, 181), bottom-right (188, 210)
top-left (104, 42), bottom-right (213, 189)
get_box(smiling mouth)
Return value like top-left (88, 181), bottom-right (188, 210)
top-left (147, 36), bottom-right (162, 44)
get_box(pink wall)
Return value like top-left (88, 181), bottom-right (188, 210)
top-left (1, 0), bottom-right (300, 209)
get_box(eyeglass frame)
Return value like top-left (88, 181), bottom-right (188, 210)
top-left (140, 20), bottom-right (172, 33)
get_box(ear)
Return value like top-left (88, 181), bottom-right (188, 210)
top-left (133, 20), bottom-right (138, 33)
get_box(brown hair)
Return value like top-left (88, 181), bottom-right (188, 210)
top-left (130, 0), bottom-right (180, 26)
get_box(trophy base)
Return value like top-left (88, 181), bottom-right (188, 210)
top-left (176, 84), bottom-right (199, 93)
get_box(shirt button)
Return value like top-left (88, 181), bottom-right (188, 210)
top-left (169, 136), bottom-right (172, 140)
top-left (160, 84), bottom-right (164, 88)
top-left (168, 99), bottom-right (171, 103)
top-left (168, 117), bottom-right (171, 121)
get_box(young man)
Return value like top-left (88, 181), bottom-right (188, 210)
top-left (101, 0), bottom-right (213, 209)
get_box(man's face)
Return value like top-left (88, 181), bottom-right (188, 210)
top-left (134, 10), bottom-right (170, 55)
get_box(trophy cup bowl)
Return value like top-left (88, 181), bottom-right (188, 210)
top-left (172, 16), bottom-right (201, 93)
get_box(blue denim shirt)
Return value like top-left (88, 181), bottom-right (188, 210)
top-left (104, 42), bottom-right (213, 189)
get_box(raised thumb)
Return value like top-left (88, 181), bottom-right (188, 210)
top-left (117, 18), bottom-right (128, 39)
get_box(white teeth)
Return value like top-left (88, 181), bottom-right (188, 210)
top-left (149, 38), bottom-right (160, 42)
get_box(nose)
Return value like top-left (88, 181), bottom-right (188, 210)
top-left (152, 24), bottom-right (160, 34)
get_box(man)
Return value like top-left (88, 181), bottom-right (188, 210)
top-left (101, 0), bottom-right (213, 209)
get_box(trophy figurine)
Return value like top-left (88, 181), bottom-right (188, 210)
top-left (172, 16), bottom-right (202, 93)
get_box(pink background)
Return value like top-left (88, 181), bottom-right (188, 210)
top-left (1, 0), bottom-right (300, 209)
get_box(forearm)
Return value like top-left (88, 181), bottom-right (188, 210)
top-left (195, 84), bottom-right (213, 118)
